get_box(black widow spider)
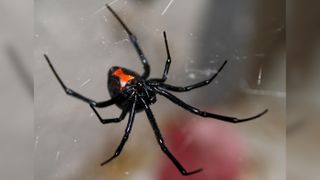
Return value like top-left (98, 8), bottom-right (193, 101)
top-left (43, 4), bottom-right (268, 176)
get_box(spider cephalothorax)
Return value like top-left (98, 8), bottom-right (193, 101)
top-left (43, 4), bottom-right (268, 176)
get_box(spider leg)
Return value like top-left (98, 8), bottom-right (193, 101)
top-left (150, 31), bottom-right (172, 82)
top-left (106, 5), bottom-right (150, 79)
top-left (138, 96), bottom-right (203, 176)
top-left (154, 86), bottom-right (268, 123)
top-left (90, 104), bottom-right (128, 124)
top-left (44, 54), bottom-right (117, 107)
top-left (101, 95), bottom-right (137, 166)
top-left (158, 60), bottom-right (228, 92)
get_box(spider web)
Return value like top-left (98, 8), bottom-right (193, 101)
top-left (34, 0), bottom-right (285, 180)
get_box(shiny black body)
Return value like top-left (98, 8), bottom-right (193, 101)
top-left (108, 66), bottom-right (157, 112)
top-left (43, 4), bottom-right (268, 176)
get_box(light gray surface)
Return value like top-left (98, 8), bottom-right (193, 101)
top-left (0, 0), bottom-right (33, 180)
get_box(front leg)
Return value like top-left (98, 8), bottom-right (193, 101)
top-left (158, 60), bottom-right (227, 92)
top-left (44, 54), bottom-right (115, 107)
top-left (107, 5), bottom-right (150, 79)
top-left (150, 31), bottom-right (172, 82)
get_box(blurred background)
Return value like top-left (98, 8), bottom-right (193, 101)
top-left (34, 0), bottom-right (284, 179)
top-left (0, 0), bottom-right (318, 179)
top-left (287, 1), bottom-right (320, 180)
top-left (0, 0), bottom-right (33, 180)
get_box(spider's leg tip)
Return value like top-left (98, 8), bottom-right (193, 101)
top-left (259, 109), bottom-right (268, 115)
top-left (100, 154), bottom-right (117, 166)
top-left (100, 160), bottom-right (109, 166)
top-left (183, 168), bottom-right (203, 176)
top-left (43, 54), bottom-right (50, 62)
top-left (223, 60), bottom-right (228, 65)
top-left (262, 109), bottom-right (269, 114)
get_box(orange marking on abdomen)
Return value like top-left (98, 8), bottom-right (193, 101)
top-left (113, 68), bottom-right (135, 88)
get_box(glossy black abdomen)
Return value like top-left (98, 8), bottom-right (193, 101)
top-left (107, 66), bottom-right (156, 112)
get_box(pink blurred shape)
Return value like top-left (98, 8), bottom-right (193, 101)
top-left (157, 114), bottom-right (246, 180)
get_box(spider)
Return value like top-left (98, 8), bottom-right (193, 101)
top-left (43, 4), bottom-right (268, 176)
